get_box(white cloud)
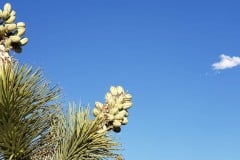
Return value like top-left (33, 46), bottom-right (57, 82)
top-left (212, 54), bottom-right (240, 70)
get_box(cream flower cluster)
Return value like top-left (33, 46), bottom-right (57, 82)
top-left (93, 86), bottom-right (133, 133)
top-left (0, 3), bottom-right (28, 53)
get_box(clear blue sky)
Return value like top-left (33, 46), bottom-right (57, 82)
top-left (4, 0), bottom-right (240, 159)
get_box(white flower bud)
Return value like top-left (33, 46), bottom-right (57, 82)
top-left (125, 93), bottom-right (132, 99)
top-left (17, 22), bottom-right (26, 27)
top-left (116, 86), bottom-right (124, 94)
top-left (4, 3), bottom-right (11, 13)
top-left (113, 120), bottom-right (121, 127)
top-left (105, 92), bottom-right (112, 101)
top-left (119, 110), bottom-right (128, 116)
top-left (116, 103), bottom-right (123, 110)
top-left (114, 112), bottom-right (125, 120)
top-left (17, 28), bottom-right (26, 36)
top-left (2, 10), bottom-right (9, 19)
top-left (106, 114), bottom-right (114, 121)
top-left (93, 108), bottom-right (100, 117)
top-left (6, 24), bottom-right (16, 31)
top-left (20, 38), bottom-right (28, 46)
top-left (124, 101), bottom-right (132, 106)
top-left (5, 15), bottom-right (15, 23)
top-left (10, 10), bottom-right (16, 16)
top-left (110, 86), bottom-right (118, 96)
top-left (122, 117), bottom-right (128, 125)
top-left (123, 102), bottom-right (132, 109)
top-left (10, 35), bottom-right (21, 43)
top-left (109, 108), bottom-right (118, 115)
top-left (117, 95), bottom-right (124, 103)
top-left (95, 101), bottom-right (103, 110)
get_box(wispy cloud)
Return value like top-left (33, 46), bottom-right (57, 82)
top-left (212, 54), bottom-right (240, 70)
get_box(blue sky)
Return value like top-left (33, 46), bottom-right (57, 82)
top-left (3, 0), bottom-right (240, 159)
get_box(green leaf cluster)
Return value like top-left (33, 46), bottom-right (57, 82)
top-left (0, 64), bottom-right (123, 160)
top-left (0, 64), bottom-right (60, 159)
top-left (53, 105), bottom-right (119, 160)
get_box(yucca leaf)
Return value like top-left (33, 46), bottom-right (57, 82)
top-left (53, 104), bottom-right (120, 160)
top-left (0, 63), bottom-right (60, 160)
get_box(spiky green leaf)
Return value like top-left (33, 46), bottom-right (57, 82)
top-left (0, 63), bottom-right (60, 160)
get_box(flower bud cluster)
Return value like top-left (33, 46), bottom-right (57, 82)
top-left (0, 3), bottom-right (28, 53)
top-left (93, 86), bottom-right (133, 133)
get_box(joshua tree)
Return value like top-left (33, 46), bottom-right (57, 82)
top-left (0, 3), bottom-right (133, 160)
